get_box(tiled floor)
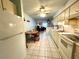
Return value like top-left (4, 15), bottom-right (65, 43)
top-left (25, 31), bottom-right (62, 59)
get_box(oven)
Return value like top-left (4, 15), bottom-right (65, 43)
top-left (59, 35), bottom-right (75, 59)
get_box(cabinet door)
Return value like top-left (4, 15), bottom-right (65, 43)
top-left (57, 15), bottom-right (60, 21)
top-left (58, 12), bottom-right (65, 21)
top-left (61, 12), bottom-right (64, 21)
top-left (70, 1), bottom-right (79, 15)
top-left (0, 0), bottom-right (2, 9)
top-left (69, 18), bottom-right (77, 26)
top-left (65, 8), bottom-right (70, 20)
top-left (77, 18), bottom-right (79, 26)
top-left (54, 17), bottom-right (57, 20)
top-left (64, 8), bottom-right (70, 25)
top-left (2, 0), bottom-right (16, 14)
top-left (58, 14), bottom-right (61, 21)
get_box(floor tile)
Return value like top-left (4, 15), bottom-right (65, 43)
top-left (30, 55), bottom-right (37, 59)
top-left (25, 31), bottom-right (62, 59)
top-left (52, 53), bottom-right (61, 58)
top-left (25, 55), bottom-right (30, 59)
top-left (38, 56), bottom-right (46, 59)
top-left (26, 49), bottom-right (33, 55)
top-left (32, 50), bottom-right (39, 56)
top-left (46, 57), bottom-right (53, 59)
top-left (39, 51), bottom-right (46, 57)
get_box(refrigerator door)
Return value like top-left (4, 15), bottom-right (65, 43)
top-left (0, 9), bottom-right (25, 40)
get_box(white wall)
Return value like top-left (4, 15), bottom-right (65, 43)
top-left (24, 14), bottom-right (36, 31)
top-left (0, 9), bottom-right (26, 59)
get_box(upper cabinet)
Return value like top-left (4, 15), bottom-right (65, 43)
top-left (58, 12), bottom-right (65, 21)
top-left (54, 1), bottom-right (79, 26)
top-left (68, 1), bottom-right (79, 26)
top-left (70, 1), bottom-right (79, 16)
top-left (10, 0), bottom-right (22, 17)
top-left (64, 8), bottom-right (70, 25)
top-left (0, 0), bottom-right (2, 9)
top-left (61, 12), bottom-right (65, 21)
top-left (65, 8), bottom-right (70, 20)
top-left (68, 18), bottom-right (78, 26)
top-left (0, 0), bottom-right (22, 17)
top-left (2, 0), bottom-right (17, 15)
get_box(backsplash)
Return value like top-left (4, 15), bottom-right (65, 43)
top-left (63, 25), bottom-right (74, 33)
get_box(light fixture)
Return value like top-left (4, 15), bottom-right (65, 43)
top-left (40, 8), bottom-right (45, 12)
top-left (40, 13), bottom-right (46, 17)
top-left (40, 5), bottom-right (45, 12)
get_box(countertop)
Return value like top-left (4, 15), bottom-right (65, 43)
top-left (62, 34), bottom-right (79, 42)
top-left (58, 31), bottom-right (79, 43)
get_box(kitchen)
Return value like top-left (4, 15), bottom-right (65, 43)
top-left (0, 0), bottom-right (79, 59)
top-left (49, 0), bottom-right (79, 59)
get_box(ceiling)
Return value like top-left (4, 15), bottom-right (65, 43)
top-left (22, 0), bottom-right (69, 19)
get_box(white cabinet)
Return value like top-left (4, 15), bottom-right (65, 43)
top-left (2, 0), bottom-right (17, 14)
top-left (70, 1), bottom-right (79, 16)
top-left (65, 8), bottom-right (70, 20)
top-left (58, 12), bottom-right (65, 21)
top-left (74, 44), bottom-right (79, 59)
top-left (68, 18), bottom-right (78, 26)
top-left (49, 29), bottom-right (61, 48)
top-left (64, 8), bottom-right (70, 25)
top-left (0, 0), bottom-right (2, 9)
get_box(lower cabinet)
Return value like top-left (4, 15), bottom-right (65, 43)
top-left (49, 29), bottom-right (61, 48)
top-left (74, 44), bottom-right (79, 59)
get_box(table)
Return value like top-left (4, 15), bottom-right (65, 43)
top-left (25, 31), bottom-right (39, 48)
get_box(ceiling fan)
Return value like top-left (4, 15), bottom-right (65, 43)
top-left (40, 5), bottom-right (45, 12)
top-left (32, 5), bottom-right (50, 15)
top-left (30, 0), bottom-right (51, 16)
top-left (40, 5), bottom-right (50, 13)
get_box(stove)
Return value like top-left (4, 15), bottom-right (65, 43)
top-left (59, 34), bottom-right (75, 59)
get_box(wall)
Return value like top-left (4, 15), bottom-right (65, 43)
top-left (63, 25), bottom-right (74, 33)
top-left (24, 14), bottom-right (36, 31)
top-left (0, 9), bottom-right (26, 59)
